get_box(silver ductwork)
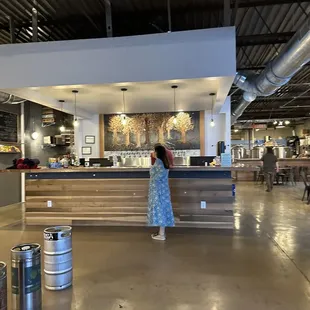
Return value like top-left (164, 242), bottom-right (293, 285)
top-left (232, 17), bottom-right (310, 123)
top-left (0, 91), bottom-right (25, 104)
top-left (231, 92), bottom-right (256, 124)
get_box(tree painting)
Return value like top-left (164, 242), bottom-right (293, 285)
top-left (143, 114), bottom-right (151, 145)
top-left (131, 115), bottom-right (146, 147)
top-left (108, 115), bottom-right (123, 145)
top-left (104, 111), bottom-right (200, 151)
top-left (122, 117), bottom-right (133, 146)
top-left (174, 112), bottom-right (194, 143)
top-left (151, 113), bottom-right (169, 144)
top-left (166, 116), bottom-right (175, 139)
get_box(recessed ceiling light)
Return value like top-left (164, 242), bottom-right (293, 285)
top-left (116, 112), bottom-right (122, 114)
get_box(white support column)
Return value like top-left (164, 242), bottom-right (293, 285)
top-left (220, 96), bottom-right (231, 154)
top-left (20, 102), bottom-right (25, 203)
top-left (203, 97), bottom-right (231, 157)
top-left (74, 115), bottom-right (100, 159)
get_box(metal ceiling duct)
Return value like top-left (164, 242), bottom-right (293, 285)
top-left (232, 17), bottom-right (310, 124)
top-left (0, 92), bottom-right (25, 104)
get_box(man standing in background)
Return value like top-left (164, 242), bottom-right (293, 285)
top-left (261, 147), bottom-right (279, 192)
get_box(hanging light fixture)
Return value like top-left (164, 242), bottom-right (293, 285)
top-left (284, 120), bottom-right (290, 125)
top-left (210, 93), bottom-right (216, 127)
top-left (72, 90), bottom-right (79, 127)
top-left (31, 118), bottom-right (39, 140)
top-left (121, 88), bottom-right (127, 125)
top-left (59, 100), bottom-right (66, 132)
top-left (273, 120), bottom-right (278, 125)
top-left (171, 85), bottom-right (178, 124)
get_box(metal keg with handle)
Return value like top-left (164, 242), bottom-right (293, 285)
top-left (0, 262), bottom-right (7, 310)
top-left (44, 226), bottom-right (72, 291)
top-left (11, 243), bottom-right (42, 310)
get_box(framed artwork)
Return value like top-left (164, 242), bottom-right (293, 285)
top-left (82, 146), bottom-right (92, 155)
top-left (85, 135), bottom-right (95, 144)
top-left (104, 111), bottom-right (200, 151)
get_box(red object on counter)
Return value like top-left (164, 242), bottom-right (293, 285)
top-left (16, 158), bottom-right (39, 169)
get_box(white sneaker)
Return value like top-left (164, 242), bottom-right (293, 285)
top-left (151, 233), bottom-right (166, 241)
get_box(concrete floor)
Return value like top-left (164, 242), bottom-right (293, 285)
top-left (1, 182), bottom-right (310, 309)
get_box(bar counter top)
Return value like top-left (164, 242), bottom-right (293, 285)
top-left (22, 164), bottom-right (238, 229)
top-left (1, 166), bottom-right (258, 173)
top-left (236, 158), bottom-right (310, 161)
top-left (235, 158), bottom-right (310, 167)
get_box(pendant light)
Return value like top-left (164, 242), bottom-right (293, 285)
top-left (59, 100), bottom-right (66, 132)
top-left (31, 118), bottom-right (39, 140)
top-left (121, 88), bottom-right (127, 125)
top-left (72, 90), bottom-right (79, 127)
top-left (171, 85), bottom-right (178, 124)
top-left (209, 93), bottom-right (216, 127)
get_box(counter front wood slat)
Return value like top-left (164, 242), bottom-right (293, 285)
top-left (23, 167), bottom-right (235, 229)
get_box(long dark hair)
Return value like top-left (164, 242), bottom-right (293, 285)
top-left (155, 145), bottom-right (169, 169)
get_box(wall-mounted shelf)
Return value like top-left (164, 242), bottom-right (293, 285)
top-left (0, 145), bottom-right (21, 153)
top-left (0, 152), bottom-right (21, 154)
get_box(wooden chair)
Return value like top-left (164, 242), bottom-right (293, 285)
top-left (282, 167), bottom-right (295, 186)
top-left (256, 167), bottom-right (264, 184)
top-left (300, 171), bottom-right (310, 202)
top-left (277, 171), bottom-right (286, 185)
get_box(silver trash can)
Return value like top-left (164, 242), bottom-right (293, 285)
top-left (44, 226), bottom-right (72, 291)
top-left (0, 262), bottom-right (7, 310)
top-left (11, 243), bottom-right (42, 310)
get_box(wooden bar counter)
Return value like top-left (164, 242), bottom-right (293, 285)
top-left (22, 167), bottom-right (236, 229)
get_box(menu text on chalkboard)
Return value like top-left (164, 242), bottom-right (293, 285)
top-left (0, 110), bottom-right (18, 143)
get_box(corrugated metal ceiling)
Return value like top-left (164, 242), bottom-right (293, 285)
top-left (0, 0), bottom-right (309, 120)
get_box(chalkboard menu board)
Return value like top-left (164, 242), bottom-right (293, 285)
top-left (0, 110), bottom-right (18, 143)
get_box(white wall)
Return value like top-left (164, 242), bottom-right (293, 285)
top-left (74, 115), bottom-right (100, 159)
top-left (0, 27), bottom-right (235, 89)
top-left (203, 97), bottom-right (231, 156)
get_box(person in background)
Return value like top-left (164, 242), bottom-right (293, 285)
top-left (148, 145), bottom-right (175, 241)
top-left (151, 143), bottom-right (174, 167)
top-left (261, 147), bottom-right (279, 192)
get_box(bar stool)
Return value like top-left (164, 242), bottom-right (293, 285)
top-left (256, 167), bottom-right (264, 185)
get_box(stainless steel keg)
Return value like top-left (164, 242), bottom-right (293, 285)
top-left (0, 262), bottom-right (7, 310)
top-left (44, 226), bottom-right (72, 291)
top-left (11, 243), bottom-right (42, 310)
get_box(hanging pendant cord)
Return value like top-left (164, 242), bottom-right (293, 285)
top-left (74, 93), bottom-right (77, 118)
top-left (174, 88), bottom-right (176, 112)
top-left (123, 91), bottom-right (125, 113)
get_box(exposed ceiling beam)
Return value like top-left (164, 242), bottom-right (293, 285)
top-left (236, 0), bottom-right (310, 8)
top-left (236, 32), bottom-right (294, 47)
top-left (237, 63), bottom-right (310, 71)
top-left (0, 1), bottom-right (307, 33)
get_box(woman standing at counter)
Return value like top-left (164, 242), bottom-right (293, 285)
top-left (148, 145), bottom-right (175, 241)
top-left (151, 143), bottom-right (174, 167)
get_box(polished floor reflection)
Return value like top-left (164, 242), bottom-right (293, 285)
top-left (0, 182), bottom-right (310, 309)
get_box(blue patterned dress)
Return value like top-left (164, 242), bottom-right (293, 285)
top-left (147, 158), bottom-right (175, 227)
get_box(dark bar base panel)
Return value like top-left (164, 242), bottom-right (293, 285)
top-left (25, 169), bottom-right (234, 229)
top-left (26, 170), bottom-right (232, 180)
